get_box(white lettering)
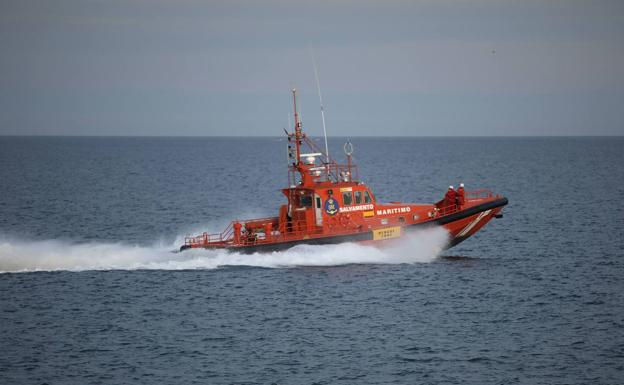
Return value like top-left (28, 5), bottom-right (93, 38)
top-left (374, 206), bottom-right (412, 216)
top-left (338, 204), bottom-right (374, 213)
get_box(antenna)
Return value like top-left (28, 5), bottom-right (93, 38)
top-left (310, 48), bottom-right (330, 164)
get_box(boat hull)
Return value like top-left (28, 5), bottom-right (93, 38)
top-left (180, 197), bottom-right (508, 254)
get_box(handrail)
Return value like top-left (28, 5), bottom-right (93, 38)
top-left (436, 203), bottom-right (459, 216)
top-left (184, 215), bottom-right (366, 248)
top-left (465, 189), bottom-right (493, 199)
top-left (185, 216), bottom-right (278, 247)
top-left (288, 163), bottom-right (360, 186)
top-left (433, 189), bottom-right (495, 217)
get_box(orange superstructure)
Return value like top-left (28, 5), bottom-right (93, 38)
top-left (180, 89), bottom-right (508, 253)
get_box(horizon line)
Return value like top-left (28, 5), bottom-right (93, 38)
top-left (1, 134), bottom-right (623, 138)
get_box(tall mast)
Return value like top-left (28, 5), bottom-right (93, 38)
top-left (292, 88), bottom-right (302, 166)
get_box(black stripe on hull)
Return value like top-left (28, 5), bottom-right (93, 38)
top-left (187, 197), bottom-right (509, 254)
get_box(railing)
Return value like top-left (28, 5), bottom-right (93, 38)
top-left (465, 189), bottom-right (494, 200)
top-left (257, 220), bottom-right (322, 245)
top-left (184, 215), bottom-right (367, 248)
top-left (300, 135), bottom-right (360, 182)
top-left (325, 163), bottom-right (360, 183)
top-left (432, 189), bottom-right (497, 217)
top-left (184, 216), bottom-right (280, 247)
top-left (184, 220), bottom-right (235, 247)
top-left (435, 203), bottom-right (459, 217)
top-left (288, 163), bottom-right (360, 186)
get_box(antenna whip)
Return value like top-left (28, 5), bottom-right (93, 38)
top-left (310, 48), bottom-right (330, 164)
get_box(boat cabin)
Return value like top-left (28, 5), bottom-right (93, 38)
top-left (278, 181), bottom-right (377, 235)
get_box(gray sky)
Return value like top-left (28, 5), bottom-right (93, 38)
top-left (1, 0), bottom-right (623, 136)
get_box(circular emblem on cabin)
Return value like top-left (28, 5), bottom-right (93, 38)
top-left (324, 197), bottom-right (339, 216)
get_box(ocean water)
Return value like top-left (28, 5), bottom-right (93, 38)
top-left (0, 136), bottom-right (623, 384)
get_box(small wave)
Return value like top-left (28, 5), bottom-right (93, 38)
top-left (0, 228), bottom-right (448, 273)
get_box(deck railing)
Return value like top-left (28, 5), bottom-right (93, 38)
top-left (465, 189), bottom-right (494, 200)
top-left (184, 220), bottom-right (235, 247)
top-left (184, 216), bottom-right (365, 248)
top-left (288, 163), bottom-right (360, 186)
top-left (432, 189), bottom-right (497, 217)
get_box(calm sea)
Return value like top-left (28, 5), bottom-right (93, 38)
top-left (1, 136), bottom-right (623, 384)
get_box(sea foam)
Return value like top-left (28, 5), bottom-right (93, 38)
top-left (0, 227), bottom-right (448, 273)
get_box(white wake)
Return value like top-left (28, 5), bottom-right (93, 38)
top-left (0, 228), bottom-right (448, 273)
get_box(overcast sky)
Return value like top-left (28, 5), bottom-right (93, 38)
top-left (0, 0), bottom-right (622, 136)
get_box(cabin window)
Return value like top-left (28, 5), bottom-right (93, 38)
top-left (342, 192), bottom-right (353, 206)
top-left (398, 216), bottom-right (405, 223)
top-left (355, 191), bottom-right (362, 204)
top-left (364, 190), bottom-right (373, 204)
top-left (316, 197), bottom-right (322, 209)
top-left (300, 195), bottom-right (313, 208)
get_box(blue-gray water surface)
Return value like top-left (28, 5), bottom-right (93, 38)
top-left (1, 136), bottom-right (623, 384)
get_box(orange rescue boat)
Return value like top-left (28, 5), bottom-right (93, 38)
top-left (180, 89), bottom-right (508, 253)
